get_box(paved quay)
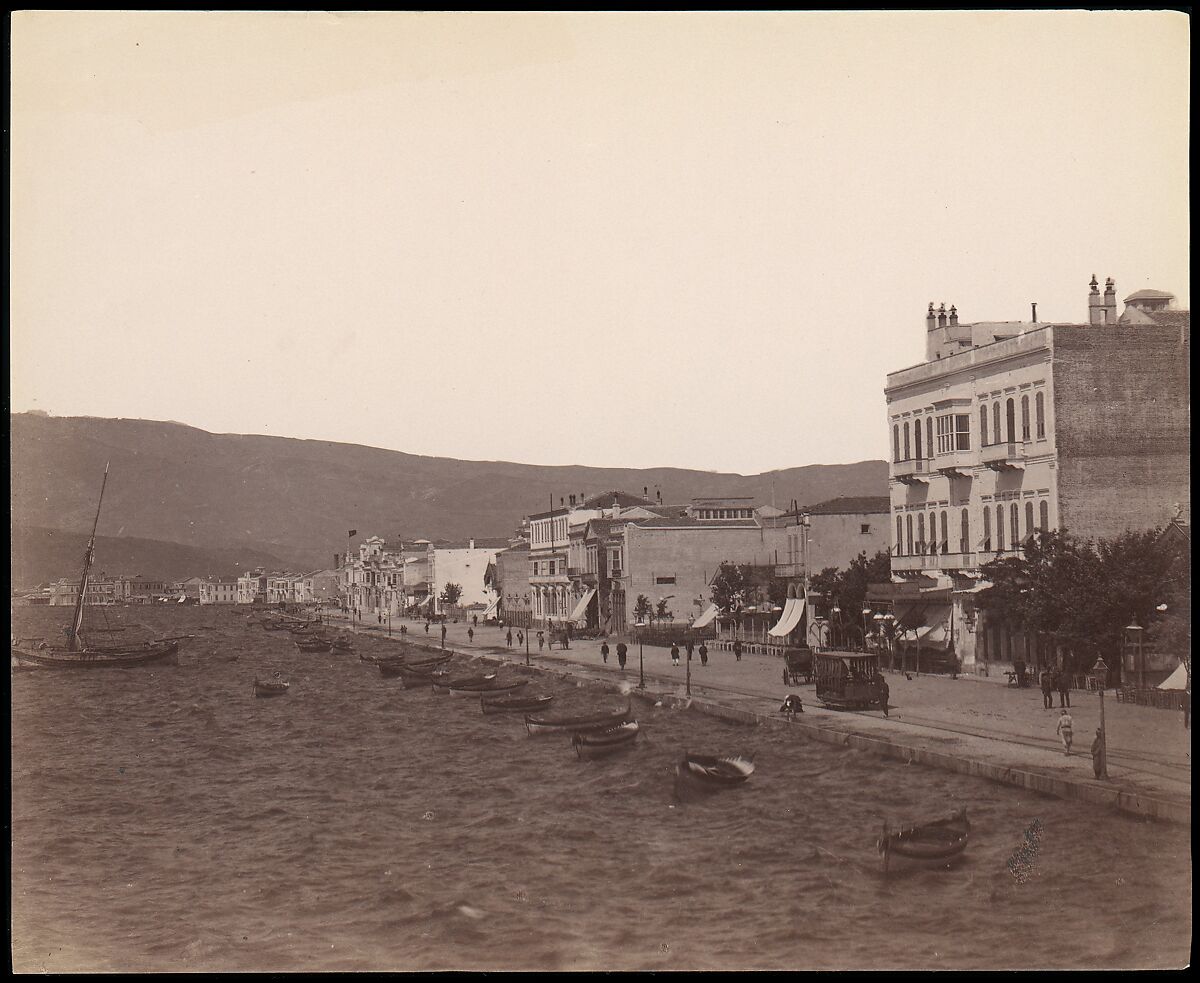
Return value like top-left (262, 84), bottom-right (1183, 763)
top-left (330, 614), bottom-right (1191, 824)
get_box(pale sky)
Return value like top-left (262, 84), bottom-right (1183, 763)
top-left (9, 10), bottom-right (1190, 474)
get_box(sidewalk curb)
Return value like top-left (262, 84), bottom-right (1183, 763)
top-left (347, 625), bottom-right (1188, 826)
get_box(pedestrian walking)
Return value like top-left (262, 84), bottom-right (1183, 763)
top-left (467, 627), bottom-right (474, 643)
top-left (733, 639), bottom-right (743, 662)
top-left (517, 630), bottom-right (524, 646)
top-left (506, 629), bottom-right (513, 648)
top-left (1056, 709), bottom-right (1074, 755)
top-left (400, 624), bottom-right (407, 635)
top-left (616, 642), bottom-right (628, 671)
top-left (440, 623), bottom-right (447, 642)
top-left (1014, 657), bottom-right (1027, 689)
top-left (1091, 728), bottom-right (1107, 779)
top-left (600, 642), bottom-right (610, 664)
top-left (1040, 669), bottom-right (1053, 710)
top-left (473, 614), bottom-right (478, 628)
top-left (685, 640), bottom-right (694, 663)
top-left (424, 621), bottom-right (430, 634)
top-left (1057, 670), bottom-right (1072, 708)
top-left (698, 642), bottom-right (708, 667)
top-left (563, 624), bottom-right (570, 650)
top-left (537, 630), bottom-right (545, 652)
top-left (378, 612), bottom-right (383, 625)
top-left (671, 642), bottom-right (680, 667)
top-left (875, 672), bottom-right (890, 717)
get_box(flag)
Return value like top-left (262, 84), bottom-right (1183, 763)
top-left (348, 529), bottom-right (357, 538)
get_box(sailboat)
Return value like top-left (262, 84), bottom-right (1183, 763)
top-left (10, 464), bottom-right (183, 670)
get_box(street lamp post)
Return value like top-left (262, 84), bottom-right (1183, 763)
top-left (883, 613), bottom-right (896, 670)
top-left (1125, 617), bottom-right (1145, 691)
top-left (525, 622), bottom-right (530, 666)
top-left (635, 620), bottom-right (646, 689)
top-left (1092, 656), bottom-right (1109, 779)
top-left (862, 608), bottom-right (872, 653)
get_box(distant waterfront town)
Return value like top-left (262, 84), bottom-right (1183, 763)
top-left (17, 277), bottom-right (1190, 690)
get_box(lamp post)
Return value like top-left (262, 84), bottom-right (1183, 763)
top-left (1092, 656), bottom-right (1109, 779)
top-left (1125, 617), bottom-right (1145, 691)
top-left (635, 620), bottom-right (646, 689)
top-left (862, 609), bottom-right (872, 653)
top-left (883, 613), bottom-right (896, 670)
top-left (831, 605), bottom-right (841, 650)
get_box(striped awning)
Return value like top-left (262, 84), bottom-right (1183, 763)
top-left (567, 588), bottom-right (596, 624)
top-left (692, 603), bottom-right (720, 629)
top-left (768, 598), bottom-right (806, 638)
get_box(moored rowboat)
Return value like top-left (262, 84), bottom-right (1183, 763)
top-left (525, 703), bottom-right (632, 736)
top-left (677, 752), bottom-right (755, 786)
top-left (878, 808), bottom-right (970, 873)
top-left (481, 693), bottom-right (554, 715)
top-left (450, 678), bottom-right (528, 697)
top-left (572, 721), bottom-right (640, 758)
top-left (253, 678), bottom-right (290, 698)
top-left (294, 638), bottom-right (332, 653)
top-left (433, 672), bottom-right (495, 694)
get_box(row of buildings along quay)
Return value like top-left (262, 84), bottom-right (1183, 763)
top-left (338, 276), bottom-right (1189, 682)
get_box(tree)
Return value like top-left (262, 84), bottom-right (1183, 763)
top-left (655, 598), bottom-right (673, 623)
top-left (633, 594), bottom-right (653, 625)
top-left (709, 561), bottom-right (750, 613)
top-left (439, 582), bottom-right (463, 607)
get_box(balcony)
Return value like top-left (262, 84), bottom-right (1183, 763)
top-left (892, 458), bottom-right (930, 485)
top-left (981, 441), bottom-right (1025, 471)
top-left (933, 450), bottom-right (975, 478)
top-left (891, 551), bottom-right (979, 572)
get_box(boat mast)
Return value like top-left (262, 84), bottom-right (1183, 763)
top-left (69, 462), bottom-right (110, 652)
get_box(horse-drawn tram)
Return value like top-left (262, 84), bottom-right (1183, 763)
top-left (814, 651), bottom-right (885, 710)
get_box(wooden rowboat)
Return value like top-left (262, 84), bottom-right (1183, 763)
top-left (525, 703), bottom-right (632, 736)
top-left (878, 808), bottom-right (970, 873)
top-left (294, 638), bottom-right (332, 653)
top-left (433, 672), bottom-right (495, 694)
top-left (481, 693), bottom-right (554, 715)
top-left (677, 752), bottom-right (755, 786)
top-left (449, 678), bottom-right (528, 697)
top-left (253, 678), bottom-right (290, 698)
top-left (572, 721), bottom-right (640, 758)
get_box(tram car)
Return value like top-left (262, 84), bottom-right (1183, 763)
top-left (814, 651), bottom-right (885, 710)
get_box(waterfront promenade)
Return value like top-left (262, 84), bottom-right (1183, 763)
top-left (332, 613), bottom-right (1190, 820)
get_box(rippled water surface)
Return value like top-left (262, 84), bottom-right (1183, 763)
top-left (11, 608), bottom-right (1191, 971)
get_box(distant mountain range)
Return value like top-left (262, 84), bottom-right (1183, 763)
top-left (10, 413), bottom-right (888, 588)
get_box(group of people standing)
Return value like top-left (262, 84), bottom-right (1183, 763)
top-left (1038, 667), bottom-right (1073, 709)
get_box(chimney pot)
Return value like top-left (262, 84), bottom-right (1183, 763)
top-left (1031, 302), bottom-right (1038, 323)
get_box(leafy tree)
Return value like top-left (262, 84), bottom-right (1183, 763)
top-left (709, 561), bottom-right (750, 612)
top-left (655, 598), bottom-right (673, 623)
top-left (633, 594), bottom-right (653, 625)
top-left (439, 582), bottom-right (463, 607)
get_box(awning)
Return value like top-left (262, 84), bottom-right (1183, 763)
top-left (1159, 663), bottom-right (1189, 691)
top-left (483, 596), bottom-right (500, 619)
top-left (692, 603), bottom-right (720, 629)
top-left (567, 588), bottom-right (596, 624)
top-left (768, 598), bottom-right (806, 638)
top-left (898, 605), bottom-right (953, 650)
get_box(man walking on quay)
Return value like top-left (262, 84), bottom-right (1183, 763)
top-left (1056, 709), bottom-right (1074, 755)
top-left (506, 628), bottom-right (513, 648)
top-left (1040, 668), bottom-right (1054, 709)
top-left (467, 627), bottom-right (474, 644)
top-left (440, 623), bottom-right (447, 648)
top-left (671, 642), bottom-right (680, 667)
top-left (600, 641), bottom-right (609, 664)
top-left (1057, 670), bottom-right (1072, 708)
top-left (875, 672), bottom-right (890, 717)
top-left (616, 641), bottom-right (627, 671)
top-left (733, 639), bottom-right (743, 662)
top-left (537, 630), bottom-right (544, 652)
top-left (699, 641), bottom-right (708, 667)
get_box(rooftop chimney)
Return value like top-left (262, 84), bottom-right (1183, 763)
top-left (948, 304), bottom-right (958, 327)
top-left (1088, 274), bottom-right (1104, 325)
top-left (1103, 277), bottom-right (1117, 324)
top-left (936, 303), bottom-right (947, 328)
top-left (1031, 302), bottom-right (1038, 323)
top-left (926, 302), bottom-right (937, 332)
top-left (569, 494), bottom-right (576, 507)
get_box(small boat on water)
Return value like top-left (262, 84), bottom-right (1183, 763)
top-left (10, 464), bottom-right (183, 671)
top-left (572, 721), bottom-right (640, 758)
top-left (481, 693), bottom-right (554, 715)
top-left (252, 678), bottom-right (290, 698)
top-left (878, 808), bottom-right (970, 873)
top-left (677, 752), bottom-right (755, 786)
top-left (294, 638), bottom-right (332, 653)
top-left (525, 703), bottom-right (633, 736)
top-left (433, 672), bottom-right (496, 694)
top-left (450, 678), bottom-right (529, 697)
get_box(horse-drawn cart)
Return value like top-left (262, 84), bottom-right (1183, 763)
top-left (782, 647), bottom-right (813, 686)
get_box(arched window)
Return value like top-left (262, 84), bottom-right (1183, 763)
top-left (892, 427), bottom-right (900, 462)
top-left (926, 417), bottom-right (934, 458)
top-left (993, 402), bottom-right (1002, 444)
top-left (980, 406), bottom-right (989, 446)
top-left (1035, 391), bottom-right (1046, 439)
top-left (929, 511), bottom-right (938, 552)
top-left (996, 505), bottom-right (1005, 551)
top-left (1006, 398), bottom-right (1016, 443)
top-left (1025, 501), bottom-right (1035, 542)
top-left (1010, 503), bottom-right (1020, 548)
top-left (906, 515), bottom-right (914, 555)
top-left (960, 508), bottom-right (970, 554)
top-left (1021, 395), bottom-right (1030, 441)
top-left (917, 514), bottom-right (925, 552)
top-left (914, 418), bottom-right (923, 459)
top-left (983, 507), bottom-right (992, 551)
top-left (903, 422), bottom-right (911, 461)
top-left (896, 515), bottom-right (904, 554)
top-left (1039, 500), bottom-right (1049, 532)
top-left (940, 511), bottom-right (949, 554)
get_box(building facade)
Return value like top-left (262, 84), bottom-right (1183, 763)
top-left (884, 277), bottom-right (1190, 673)
top-left (200, 578), bottom-right (239, 604)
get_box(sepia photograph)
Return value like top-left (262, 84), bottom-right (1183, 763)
top-left (9, 9), bottom-right (1191, 972)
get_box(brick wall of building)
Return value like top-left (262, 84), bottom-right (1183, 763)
top-left (1052, 325), bottom-right (1190, 540)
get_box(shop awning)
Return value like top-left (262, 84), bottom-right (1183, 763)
top-left (1159, 663), bottom-right (1188, 690)
top-left (692, 603), bottom-right (720, 629)
top-left (768, 598), bottom-right (806, 637)
top-left (898, 605), bottom-right (953, 650)
top-left (567, 588), bottom-right (596, 624)
top-left (483, 596), bottom-right (500, 619)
